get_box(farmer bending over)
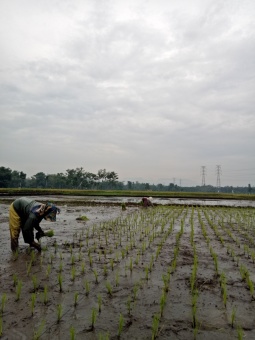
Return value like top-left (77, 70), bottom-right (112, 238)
top-left (142, 197), bottom-right (154, 208)
top-left (9, 197), bottom-right (60, 252)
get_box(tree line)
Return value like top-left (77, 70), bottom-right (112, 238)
top-left (0, 166), bottom-right (253, 193)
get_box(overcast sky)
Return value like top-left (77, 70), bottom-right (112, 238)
top-left (0, 0), bottom-right (255, 187)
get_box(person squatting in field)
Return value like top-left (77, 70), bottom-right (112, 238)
top-left (141, 197), bottom-right (154, 208)
top-left (9, 197), bottom-right (60, 252)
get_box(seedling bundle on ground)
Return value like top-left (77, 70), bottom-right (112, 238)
top-left (0, 200), bottom-right (255, 339)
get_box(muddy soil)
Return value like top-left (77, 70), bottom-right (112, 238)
top-left (0, 197), bottom-right (255, 340)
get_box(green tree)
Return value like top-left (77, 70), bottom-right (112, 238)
top-left (0, 166), bottom-right (12, 187)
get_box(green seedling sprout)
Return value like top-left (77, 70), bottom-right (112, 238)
top-left (91, 308), bottom-right (97, 330)
top-left (71, 254), bottom-right (76, 266)
top-left (33, 320), bottom-right (45, 340)
top-left (93, 269), bottom-right (99, 284)
top-left (15, 280), bottom-right (22, 301)
top-left (103, 264), bottom-right (108, 277)
top-left (237, 324), bottom-right (244, 340)
top-left (106, 281), bottom-right (113, 297)
top-left (98, 294), bottom-right (102, 313)
top-left (74, 292), bottom-right (79, 307)
top-left (71, 266), bottom-right (76, 281)
top-left (81, 261), bottom-right (85, 275)
top-left (127, 296), bottom-right (132, 315)
top-left (110, 258), bottom-right (114, 271)
top-left (152, 314), bottom-right (160, 340)
top-left (231, 306), bottom-right (237, 328)
top-left (43, 285), bottom-right (48, 305)
top-left (46, 264), bottom-right (51, 278)
top-left (58, 273), bottom-right (63, 292)
top-left (57, 304), bottom-right (63, 323)
top-left (160, 291), bottom-right (167, 317)
top-left (118, 313), bottom-right (124, 338)
top-left (1, 294), bottom-right (7, 315)
top-left (144, 266), bottom-right (149, 281)
top-left (30, 250), bottom-right (36, 264)
top-left (31, 293), bottom-right (36, 316)
top-left (26, 260), bottom-right (32, 276)
top-left (32, 275), bottom-right (38, 292)
top-left (13, 274), bottom-right (18, 287)
top-left (115, 271), bottom-right (120, 287)
top-left (70, 325), bottom-right (76, 340)
top-left (84, 280), bottom-right (90, 296)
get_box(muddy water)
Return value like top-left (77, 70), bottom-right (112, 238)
top-left (0, 198), bottom-right (255, 339)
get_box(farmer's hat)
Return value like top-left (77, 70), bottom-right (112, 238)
top-left (148, 197), bottom-right (153, 201)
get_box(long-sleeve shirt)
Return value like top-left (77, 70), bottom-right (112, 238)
top-left (13, 197), bottom-right (43, 244)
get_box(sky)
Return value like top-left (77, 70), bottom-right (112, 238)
top-left (0, 0), bottom-right (255, 187)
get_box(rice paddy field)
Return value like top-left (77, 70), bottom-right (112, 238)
top-left (0, 197), bottom-right (255, 339)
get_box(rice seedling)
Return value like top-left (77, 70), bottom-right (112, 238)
top-left (59, 261), bottom-right (63, 273)
top-left (162, 273), bottom-right (170, 293)
top-left (133, 283), bottom-right (139, 301)
top-left (13, 274), bottom-right (18, 287)
top-left (231, 306), bottom-right (237, 328)
top-left (115, 271), bottom-right (120, 287)
top-left (57, 304), bottom-right (63, 323)
top-left (71, 266), bottom-right (76, 281)
top-left (118, 313), bottom-right (124, 338)
top-left (247, 277), bottom-right (254, 299)
top-left (71, 254), bottom-right (76, 266)
top-left (30, 250), bottom-right (36, 264)
top-left (103, 264), bottom-right (108, 277)
top-left (1, 294), bottom-right (7, 315)
top-left (129, 258), bottom-right (133, 273)
top-left (84, 280), bottom-right (90, 296)
top-left (237, 324), bottom-right (244, 340)
top-left (58, 273), bottom-right (63, 292)
top-left (126, 296), bottom-right (132, 315)
top-left (43, 285), bottom-right (48, 305)
top-left (46, 264), bottom-right (51, 278)
top-left (26, 260), bottom-right (32, 276)
top-left (74, 292), bottom-right (79, 307)
top-left (98, 294), bottom-right (102, 313)
top-left (32, 275), bottom-right (38, 292)
top-left (70, 325), bottom-right (76, 340)
top-left (160, 291), bottom-right (167, 317)
top-left (15, 280), bottom-right (22, 301)
top-left (31, 293), bottom-right (36, 316)
top-left (91, 308), bottom-right (97, 330)
top-left (93, 269), bottom-right (99, 284)
top-left (151, 313), bottom-right (160, 340)
top-left (144, 266), bottom-right (149, 281)
top-left (106, 281), bottom-right (113, 297)
top-left (81, 261), bottom-right (85, 275)
top-left (33, 320), bottom-right (45, 340)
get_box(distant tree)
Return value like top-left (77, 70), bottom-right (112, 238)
top-left (0, 166), bottom-right (12, 187)
top-left (248, 184), bottom-right (252, 194)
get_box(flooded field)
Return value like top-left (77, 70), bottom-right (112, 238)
top-left (0, 197), bottom-right (255, 339)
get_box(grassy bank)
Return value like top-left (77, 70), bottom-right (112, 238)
top-left (0, 188), bottom-right (254, 201)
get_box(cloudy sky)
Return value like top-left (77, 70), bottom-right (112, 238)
top-left (0, 0), bottom-right (255, 187)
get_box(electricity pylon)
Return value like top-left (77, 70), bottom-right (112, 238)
top-left (216, 165), bottom-right (222, 191)
top-left (201, 166), bottom-right (206, 186)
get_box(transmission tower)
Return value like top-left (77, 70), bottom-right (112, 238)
top-left (216, 165), bottom-right (222, 191)
top-left (201, 166), bottom-right (206, 186)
